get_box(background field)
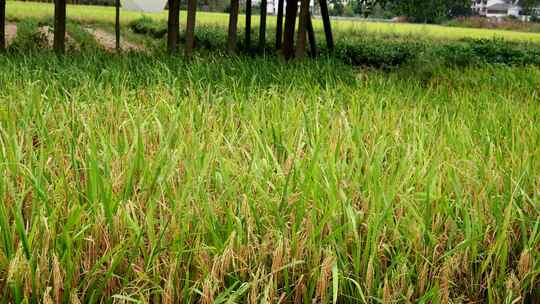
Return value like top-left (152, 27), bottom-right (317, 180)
top-left (6, 0), bottom-right (540, 42)
top-left (1, 2), bottom-right (540, 304)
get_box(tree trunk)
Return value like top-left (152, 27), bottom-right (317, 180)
top-left (245, 0), bottom-right (251, 50)
top-left (258, 0), bottom-right (267, 51)
top-left (306, 11), bottom-right (317, 57)
top-left (167, 0), bottom-right (180, 53)
top-left (185, 0), bottom-right (197, 56)
top-left (54, 0), bottom-right (66, 54)
top-left (1, 0), bottom-right (5, 51)
top-left (282, 0), bottom-right (297, 60)
top-left (295, 0), bottom-right (309, 59)
top-left (318, 0), bottom-right (333, 50)
top-left (275, 0), bottom-right (284, 50)
top-left (227, 0), bottom-right (239, 54)
top-left (115, 0), bottom-right (120, 51)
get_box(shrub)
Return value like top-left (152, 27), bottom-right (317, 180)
top-left (129, 16), bottom-right (167, 39)
top-left (9, 20), bottom-right (49, 51)
top-left (333, 38), bottom-right (421, 68)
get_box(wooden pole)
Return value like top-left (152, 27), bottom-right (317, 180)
top-left (275, 0), bottom-right (284, 50)
top-left (185, 0), bottom-right (197, 56)
top-left (258, 0), bottom-right (267, 51)
top-left (227, 0), bottom-right (239, 54)
top-left (318, 0), bottom-right (333, 50)
top-left (1, 0), bottom-right (5, 51)
top-left (245, 0), bottom-right (251, 50)
top-left (167, 0), bottom-right (180, 53)
top-left (295, 0), bottom-right (308, 59)
top-left (306, 11), bottom-right (317, 57)
top-left (115, 0), bottom-right (120, 51)
top-left (53, 0), bottom-right (66, 54)
top-left (282, 0), bottom-right (297, 60)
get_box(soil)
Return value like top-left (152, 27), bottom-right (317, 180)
top-left (37, 26), bottom-right (79, 50)
top-left (5, 23), bottom-right (17, 46)
top-left (85, 28), bottom-right (144, 52)
top-left (3, 23), bottom-right (143, 52)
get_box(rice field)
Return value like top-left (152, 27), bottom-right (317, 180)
top-left (1, 2), bottom-right (540, 304)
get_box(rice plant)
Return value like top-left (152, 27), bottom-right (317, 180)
top-left (0, 50), bottom-right (538, 303)
top-left (1, 2), bottom-right (540, 302)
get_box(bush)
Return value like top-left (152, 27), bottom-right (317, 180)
top-left (129, 16), bottom-right (167, 39)
top-left (333, 35), bottom-right (540, 68)
top-left (333, 38), bottom-right (421, 68)
top-left (343, 5), bottom-right (355, 17)
top-left (9, 20), bottom-right (49, 51)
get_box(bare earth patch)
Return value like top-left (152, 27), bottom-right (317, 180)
top-left (5, 23), bottom-right (17, 46)
top-left (37, 26), bottom-right (79, 50)
top-left (37, 26), bottom-right (55, 47)
top-left (85, 28), bottom-right (144, 52)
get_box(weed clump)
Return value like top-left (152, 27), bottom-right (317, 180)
top-left (129, 16), bottom-right (167, 39)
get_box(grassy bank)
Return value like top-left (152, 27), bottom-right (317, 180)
top-left (0, 51), bottom-right (539, 303)
top-left (6, 0), bottom-right (540, 42)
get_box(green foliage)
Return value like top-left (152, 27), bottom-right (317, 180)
top-left (333, 36), bottom-right (540, 68)
top-left (129, 16), bottom-right (167, 38)
top-left (7, 13), bottom-right (540, 70)
top-left (1, 7), bottom-right (540, 303)
top-left (122, 17), bottom-right (540, 69)
top-left (519, 0), bottom-right (540, 16)
top-left (9, 20), bottom-right (48, 50)
top-left (1, 50), bottom-right (539, 303)
top-left (66, 21), bottom-right (102, 50)
top-left (329, 0), bottom-right (346, 16)
top-left (387, 0), bottom-right (472, 23)
top-left (332, 37), bottom-right (421, 68)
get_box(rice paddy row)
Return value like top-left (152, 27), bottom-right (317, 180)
top-left (0, 50), bottom-right (539, 302)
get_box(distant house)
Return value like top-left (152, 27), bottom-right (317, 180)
top-left (472, 0), bottom-right (539, 19)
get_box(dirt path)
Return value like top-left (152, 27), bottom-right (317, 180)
top-left (5, 23), bottom-right (17, 46)
top-left (85, 28), bottom-right (144, 52)
top-left (3, 24), bottom-right (143, 52)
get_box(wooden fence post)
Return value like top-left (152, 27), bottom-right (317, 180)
top-left (295, 0), bottom-right (309, 59)
top-left (306, 11), bottom-right (317, 57)
top-left (318, 0), bottom-right (333, 50)
top-left (115, 0), bottom-right (120, 51)
top-left (245, 0), bottom-right (251, 50)
top-left (227, 0), bottom-right (239, 54)
top-left (1, 0), bottom-right (5, 51)
top-left (167, 0), bottom-right (180, 53)
top-left (282, 0), bottom-right (297, 59)
top-left (185, 0), bottom-right (197, 56)
top-left (259, 0), bottom-right (267, 51)
top-left (275, 0), bottom-right (284, 50)
top-left (53, 0), bottom-right (66, 54)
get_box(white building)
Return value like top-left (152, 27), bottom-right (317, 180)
top-left (472, 0), bottom-right (539, 19)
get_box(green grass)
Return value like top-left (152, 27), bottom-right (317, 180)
top-left (1, 2), bottom-right (540, 303)
top-left (6, 0), bottom-right (540, 42)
